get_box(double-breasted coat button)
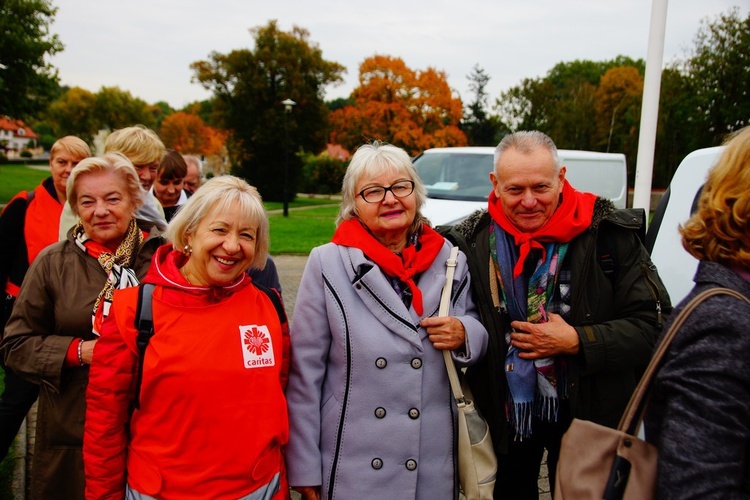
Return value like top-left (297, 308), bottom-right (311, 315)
top-left (355, 283), bottom-right (362, 290)
top-left (411, 358), bottom-right (422, 369)
top-left (372, 458), bottom-right (383, 469)
top-left (405, 459), bottom-right (417, 471)
top-left (375, 407), bottom-right (386, 418)
top-left (408, 408), bottom-right (420, 419)
top-left (375, 358), bottom-right (387, 369)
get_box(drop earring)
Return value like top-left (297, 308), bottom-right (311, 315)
top-left (183, 244), bottom-right (192, 255)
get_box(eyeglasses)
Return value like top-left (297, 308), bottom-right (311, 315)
top-left (358, 180), bottom-right (415, 203)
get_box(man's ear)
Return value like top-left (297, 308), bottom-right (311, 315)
top-left (490, 171), bottom-right (500, 195)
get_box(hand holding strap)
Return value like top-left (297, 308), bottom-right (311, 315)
top-left (440, 247), bottom-right (466, 404)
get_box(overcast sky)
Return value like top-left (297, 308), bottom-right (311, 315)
top-left (49, 0), bottom-right (747, 109)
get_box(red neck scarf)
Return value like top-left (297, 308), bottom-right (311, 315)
top-left (331, 219), bottom-right (445, 315)
top-left (488, 179), bottom-right (597, 277)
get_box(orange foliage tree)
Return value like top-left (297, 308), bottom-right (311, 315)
top-left (329, 55), bottom-right (467, 155)
top-left (594, 66), bottom-right (643, 159)
top-left (159, 111), bottom-right (228, 156)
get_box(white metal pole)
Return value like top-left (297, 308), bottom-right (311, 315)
top-left (633, 0), bottom-right (668, 221)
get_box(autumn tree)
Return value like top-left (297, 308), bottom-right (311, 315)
top-left (594, 66), bottom-right (643, 184)
top-left (43, 86), bottom-right (99, 142)
top-left (329, 55), bottom-right (467, 155)
top-left (39, 85), bottom-right (158, 143)
top-left (0, 0), bottom-right (63, 119)
top-left (496, 57), bottom-right (644, 151)
top-left (160, 111), bottom-right (227, 156)
top-left (93, 86), bottom-right (157, 131)
top-left (192, 20), bottom-right (344, 201)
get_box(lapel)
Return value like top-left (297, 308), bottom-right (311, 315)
top-left (339, 244), bottom-right (448, 349)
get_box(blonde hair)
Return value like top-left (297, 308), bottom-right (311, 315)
top-left (67, 153), bottom-right (144, 216)
top-left (166, 176), bottom-right (269, 270)
top-left (104, 125), bottom-right (165, 166)
top-left (50, 136), bottom-right (91, 161)
top-left (336, 141), bottom-right (427, 235)
top-left (680, 126), bottom-right (750, 268)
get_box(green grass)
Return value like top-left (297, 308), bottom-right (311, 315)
top-left (0, 164), bottom-right (50, 205)
top-left (0, 162), bottom-right (339, 255)
top-left (268, 205), bottom-right (339, 254)
top-left (263, 195), bottom-right (340, 212)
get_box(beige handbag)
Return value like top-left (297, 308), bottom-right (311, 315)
top-left (440, 246), bottom-right (497, 500)
top-left (554, 287), bottom-right (750, 500)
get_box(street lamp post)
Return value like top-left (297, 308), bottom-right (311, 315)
top-left (281, 98), bottom-right (296, 217)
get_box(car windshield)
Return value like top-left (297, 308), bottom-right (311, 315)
top-left (413, 152), bottom-right (493, 201)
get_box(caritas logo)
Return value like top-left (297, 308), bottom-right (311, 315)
top-left (239, 324), bottom-right (275, 369)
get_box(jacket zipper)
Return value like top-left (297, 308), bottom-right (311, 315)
top-left (641, 262), bottom-right (663, 328)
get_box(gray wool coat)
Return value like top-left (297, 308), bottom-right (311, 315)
top-left (644, 261), bottom-right (750, 498)
top-left (285, 240), bottom-right (488, 500)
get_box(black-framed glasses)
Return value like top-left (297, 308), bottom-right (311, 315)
top-left (358, 180), bottom-right (415, 203)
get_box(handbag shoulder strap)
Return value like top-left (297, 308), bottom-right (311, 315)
top-left (440, 247), bottom-right (465, 403)
top-left (619, 286), bottom-right (750, 433)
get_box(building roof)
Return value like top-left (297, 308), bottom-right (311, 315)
top-left (325, 143), bottom-right (351, 161)
top-left (0, 117), bottom-right (39, 139)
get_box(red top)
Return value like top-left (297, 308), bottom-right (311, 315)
top-left (84, 245), bottom-right (290, 499)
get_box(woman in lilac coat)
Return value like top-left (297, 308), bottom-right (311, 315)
top-left (285, 142), bottom-right (488, 500)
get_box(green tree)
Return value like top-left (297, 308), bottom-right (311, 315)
top-left (192, 20), bottom-right (345, 201)
top-left (684, 7), bottom-right (750, 144)
top-left (462, 65), bottom-right (506, 146)
top-left (43, 86), bottom-right (99, 141)
top-left (93, 86), bottom-right (157, 131)
top-left (0, 0), bottom-right (63, 119)
top-left (496, 57), bottom-right (644, 151)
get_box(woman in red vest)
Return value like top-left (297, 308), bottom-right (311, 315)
top-left (84, 176), bottom-right (290, 499)
top-left (0, 135), bottom-right (90, 462)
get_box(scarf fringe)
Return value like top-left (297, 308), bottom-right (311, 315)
top-left (508, 401), bottom-right (534, 440)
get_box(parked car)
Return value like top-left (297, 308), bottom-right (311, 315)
top-left (646, 146), bottom-right (724, 304)
top-left (413, 147), bottom-right (628, 226)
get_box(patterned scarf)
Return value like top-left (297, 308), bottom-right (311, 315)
top-left (73, 219), bottom-right (143, 335)
top-left (331, 218), bottom-right (445, 315)
top-left (487, 180), bottom-right (595, 438)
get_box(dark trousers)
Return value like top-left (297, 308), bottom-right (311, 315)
top-left (494, 403), bottom-right (572, 500)
top-left (0, 364), bottom-right (39, 461)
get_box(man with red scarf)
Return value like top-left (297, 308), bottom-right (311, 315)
top-left (442, 131), bottom-right (671, 499)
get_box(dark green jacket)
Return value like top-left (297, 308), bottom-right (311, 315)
top-left (440, 198), bottom-right (672, 453)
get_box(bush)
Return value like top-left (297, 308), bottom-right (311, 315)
top-left (0, 152), bottom-right (7, 164)
top-left (19, 150), bottom-right (32, 158)
top-left (299, 153), bottom-right (347, 195)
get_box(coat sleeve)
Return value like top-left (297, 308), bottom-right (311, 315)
top-left (450, 248), bottom-right (489, 367)
top-left (576, 227), bottom-right (671, 375)
top-left (284, 247), bottom-right (331, 488)
top-left (84, 303), bottom-right (138, 500)
top-left (0, 250), bottom-right (73, 390)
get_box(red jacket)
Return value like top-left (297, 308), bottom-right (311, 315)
top-left (84, 245), bottom-right (290, 499)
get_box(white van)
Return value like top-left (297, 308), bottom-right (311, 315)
top-left (413, 147), bottom-right (627, 226)
top-left (645, 146), bottom-right (724, 304)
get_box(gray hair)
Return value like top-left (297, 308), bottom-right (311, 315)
top-left (336, 142), bottom-right (428, 234)
top-left (166, 175), bottom-right (269, 270)
top-left (182, 154), bottom-right (203, 174)
top-left (494, 131), bottom-right (560, 172)
top-left (67, 152), bottom-right (144, 216)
